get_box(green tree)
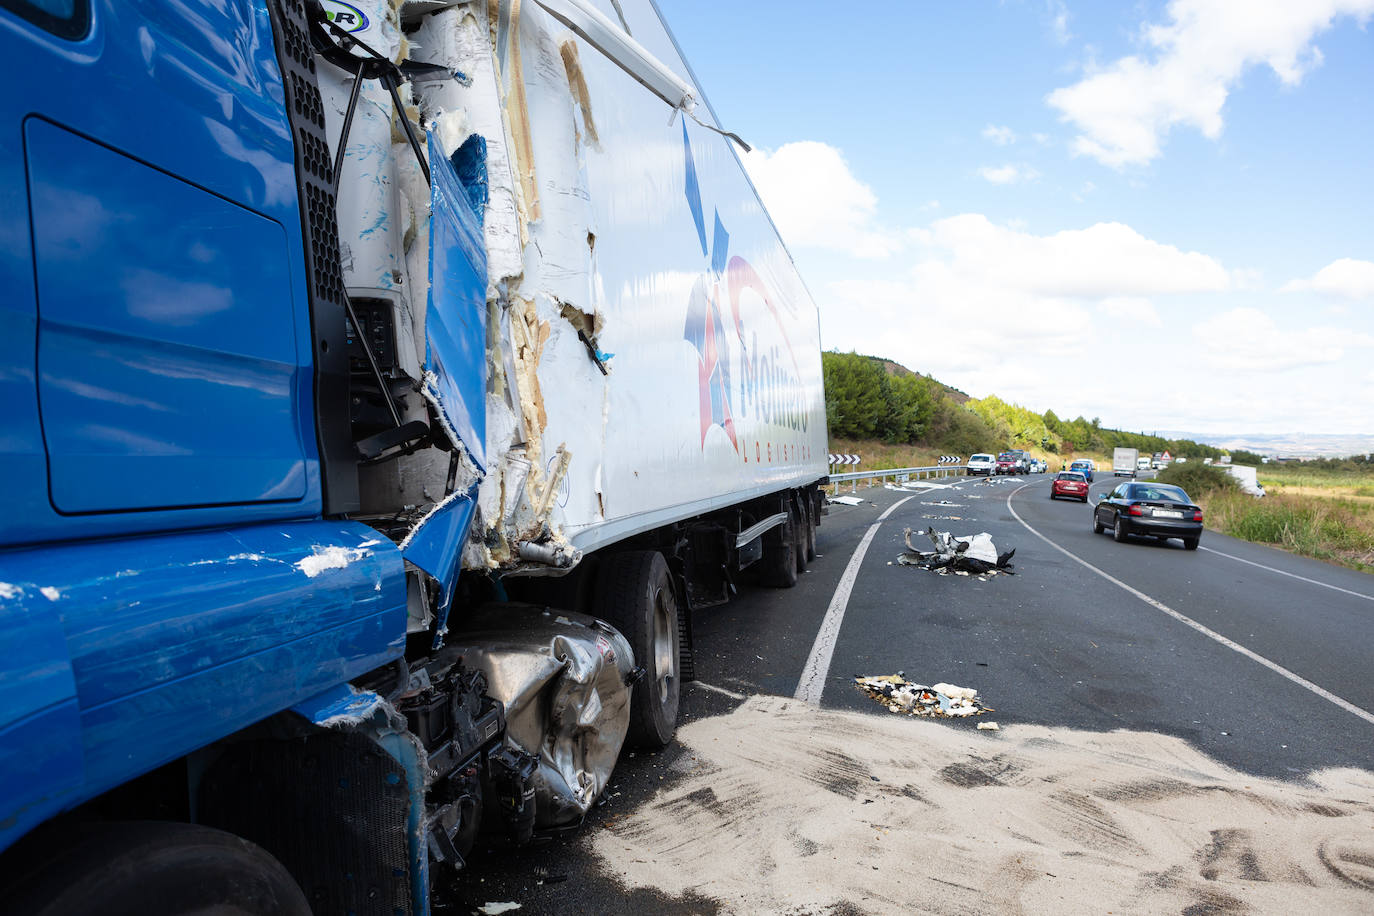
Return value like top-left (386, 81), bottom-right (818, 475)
top-left (822, 351), bottom-right (886, 439)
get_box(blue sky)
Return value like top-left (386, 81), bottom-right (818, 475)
top-left (655, 0), bottom-right (1374, 438)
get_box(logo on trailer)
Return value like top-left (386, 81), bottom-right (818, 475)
top-left (320, 1), bottom-right (370, 32)
top-left (680, 123), bottom-right (808, 454)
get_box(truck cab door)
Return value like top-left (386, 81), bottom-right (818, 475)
top-left (1, 0), bottom-right (323, 546)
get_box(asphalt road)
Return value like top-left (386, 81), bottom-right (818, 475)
top-left (808, 474), bottom-right (1374, 779)
top-left (449, 472), bottom-right (1374, 912)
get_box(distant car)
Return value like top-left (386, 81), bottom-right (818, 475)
top-left (1050, 471), bottom-right (1089, 502)
top-left (995, 450), bottom-right (1030, 474)
top-left (966, 453), bottom-right (997, 476)
top-left (1093, 481), bottom-right (1203, 550)
top-left (1136, 456), bottom-right (1151, 472)
top-left (1068, 459), bottom-right (1094, 482)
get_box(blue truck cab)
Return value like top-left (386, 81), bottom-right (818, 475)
top-left (0, 2), bottom-right (492, 911)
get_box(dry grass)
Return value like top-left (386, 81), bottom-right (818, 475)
top-left (1200, 489), bottom-right (1374, 573)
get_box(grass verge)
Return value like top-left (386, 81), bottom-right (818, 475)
top-left (1192, 487), bottom-right (1374, 573)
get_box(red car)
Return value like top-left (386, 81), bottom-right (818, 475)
top-left (1050, 471), bottom-right (1089, 502)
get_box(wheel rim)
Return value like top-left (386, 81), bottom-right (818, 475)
top-left (650, 586), bottom-right (676, 702)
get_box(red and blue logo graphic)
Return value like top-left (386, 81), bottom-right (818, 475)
top-left (681, 124), bottom-right (807, 453)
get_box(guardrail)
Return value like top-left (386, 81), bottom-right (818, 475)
top-left (827, 464), bottom-right (965, 494)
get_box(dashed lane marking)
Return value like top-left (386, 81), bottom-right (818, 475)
top-left (1007, 482), bottom-right (1374, 729)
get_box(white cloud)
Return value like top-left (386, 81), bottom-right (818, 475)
top-left (915, 214), bottom-right (1229, 298)
top-left (741, 141), bottom-right (898, 258)
top-left (1100, 297), bottom-right (1162, 326)
top-left (982, 125), bottom-right (1017, 145)
top-left (1047, 0), bottom-right (1374, 167)
top-left (978, 164), bottom-right (1040, 184)
top-left (817, 216), bottom-right (1233, 408)
top-left (1282, 258), bottom-right (1374, 300)
top-left (1193, 307), bottom-right (1374, 371)
top-left (1047, 0), bottom-right (1071, 44)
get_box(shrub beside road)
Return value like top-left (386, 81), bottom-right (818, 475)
top-left (1160, 463), bottom-right (1374, 572)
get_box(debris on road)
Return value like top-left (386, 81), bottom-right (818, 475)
top-left (920, 500), bottom-right (967, 507)
top-left (853, 675), bottom-right (992, 718)
top-left (896, 527), bottom-right (1016, 576)
top-left (921, 514), bottom-right (963, 521)
top-left (977, 721), bottom-right (1000, 731)
top-left (478, 904), bottom-right (522, 915)
top-left (828, 495), bottom-right (868, 506)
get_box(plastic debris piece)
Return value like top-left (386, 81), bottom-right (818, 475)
top-left (895, 527), bottom-right (1016, 576)
top-left (977, 721), bottom-right (1000, 731)
top-left (479, 904), bottom-right (522, 915)
top-left (829, 496), bottom-right (866, 506)
top-left (853, 675), bottom-right (991, 719)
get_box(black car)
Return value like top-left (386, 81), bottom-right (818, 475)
top-left (1092, 481), bottom-right (1203, 550)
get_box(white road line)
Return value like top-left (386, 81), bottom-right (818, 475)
top-left (690, 681), bottom-right (747, 701)
top-left (795, 495), bottom-right (918, 705)
top-left (1006, 484), bottom-right (1374, 728)
top-left (1200, 545), bottom-right (1374, 602)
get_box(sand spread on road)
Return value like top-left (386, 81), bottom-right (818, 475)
top-left (591, 695), bottom-right (1374, 914)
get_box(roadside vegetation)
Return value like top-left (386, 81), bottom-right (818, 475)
top-left (823, 349), bottom-right (1374, 574)
top-left (822, 350), bottom-right (1227, 467)
top-left (1158, 463), bottom-right (1374, 573)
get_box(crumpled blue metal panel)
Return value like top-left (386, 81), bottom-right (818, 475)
top-left (421, 132), bottom-right (488, 472)
top-left (0, 520), bottom-right (406, 852)
top-left (402, 488), bottom-right (478, 647)
top-left (401, 133), bottom-right (490, 646)
top-left (292, 684), bottom-right (431, 915)
top-left (0, 577), bottom-right (82, 853)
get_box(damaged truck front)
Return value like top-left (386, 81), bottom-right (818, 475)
top-left (0, 0), bottom-right (826, 911)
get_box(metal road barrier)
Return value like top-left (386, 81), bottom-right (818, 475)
top-left (828, 463), bottom-right (964, 494)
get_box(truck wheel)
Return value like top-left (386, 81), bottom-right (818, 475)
top-left (792, 499), bottom-right (810, 574)
top-left (10, 822), bottom-right (311, 916)
top-left (759, 505), bottom-right (799, 588)
top-left (801, 494), bottom-right (817, 563)
top-left (595, 551), bottom-right (680, 748)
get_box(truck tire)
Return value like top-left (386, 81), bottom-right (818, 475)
top-left (802, 494), bottom-right (817, 563)
top-left (594, 551), bottom-right (680, 748)
top-left (792, 499), bottom-right (809, 574)
top-left (759, 505), bottom-right (799, 588)
top-left (10, 821), bottom-right (311, 916)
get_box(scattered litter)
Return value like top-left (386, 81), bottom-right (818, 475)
top-left (829, 496), bottom-right (867, 506)
top-left (854, 675), bottom-right (992, 718)
top-left (478, 904), bottom-right (522, 915)
top-left (896, 527), bottom-right (1016, 576)
top-left (920, 500), bottom-right (966, 507)
top-left (977, 721), bottom-right (1000, 731)
top-left (921, 514), bottom-right (963, 521)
